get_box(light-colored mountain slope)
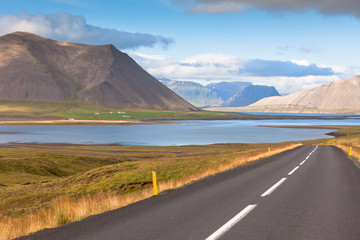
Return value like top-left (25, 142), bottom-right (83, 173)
top-left (250, 76), bottom-right (360, 111)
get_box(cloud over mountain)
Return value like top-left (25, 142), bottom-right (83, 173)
top-left (130, 52), bottom-right (339, 93)
top-left (177, 0), bottom-right (360, 18)
top-left (239, 59), bottom-right (334, 77)
top-left (0, 12), bottom-right (173, 50)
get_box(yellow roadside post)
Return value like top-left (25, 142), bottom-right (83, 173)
top-left (350, 147), bottom-right (352, 157)
top-left (152, 171), bottom-right (158, 195)
top-left (268, 147), bottom-right (271, 156)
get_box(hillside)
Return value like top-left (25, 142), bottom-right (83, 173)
top-left (0, 32), bottom-right (197, 111)
top-left (221, 85), bottom-right (280, 107)
top-left (159, 78), bottom-right (223, 107)
top-left (248, 76), bottom-right (360, 112)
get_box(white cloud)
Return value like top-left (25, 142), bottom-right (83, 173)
top-left (249, 75), bottom-right (340, 94)
top-left (290, 59), bottom-right (311, 66)
top-left (129, 52), bottom-right (349, 94)
top-left (0, 12), bottom-right (173, 50)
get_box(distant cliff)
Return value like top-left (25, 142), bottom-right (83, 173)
top-left (0, 32), bottom-right (197, 111)
top-left (160, 79), bottom-right (281, 108)
top-left (206, 82), bottom-right (251, 101)
top-left (159, 79), bottom-right (223, 107)
top-left (222, 85), bottom-right (280, 107)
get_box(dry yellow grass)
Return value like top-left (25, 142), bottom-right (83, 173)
top-left (0, 144), bottom-right (298, 240)
top-left (324, 139), bottom-right (360, 161)
top-left (338, 144), bottom-right (359, 160)
top-left (0, 106), bottom-right (29, 113)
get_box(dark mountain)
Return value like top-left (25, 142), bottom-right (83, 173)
top-left (0, 32), bottom-right (197, 111)
top-left (159, 78), bottom-right (223, 107)
top-left (221, 85), bottom-right (280, 107)
top-left (206, 81), bottom-right (251, 101)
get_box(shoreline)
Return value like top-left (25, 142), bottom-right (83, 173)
top-left (0, 115), bottom-right (353, 125)
top-left (258, 124), bottom-right (357, 138)
top-left (0, 119), bottom-right (190, 126)
top-left (257, 125), bottom-right (352, 130)
top-left (205, 107), bottom-right (360, 115)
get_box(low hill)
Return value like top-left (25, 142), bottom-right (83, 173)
top-left (206, 82), bottom-right (251, 101)
top-left (221, 85), bottom-right (280, 107)
top-left (249, 76), bottom-right (360, 112)
top-left (159, 78), bottom-right (223, 107)
top-left (0, 32), bottom-right (197, 111)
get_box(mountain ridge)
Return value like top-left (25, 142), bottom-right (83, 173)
top-left (221, 85), bottom-right (280, 107)
top-left (0, 32), bottom-right (197, 111)
top-left (159, 78), bottom-right (223, 107)
top-left (206, 82), bottom-right (251, 101)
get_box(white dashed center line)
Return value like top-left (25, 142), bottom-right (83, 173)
top-left (261, 178), bottom-right (287, 197)
top-left (288, 166), bottom-right (300, 175)
top-left (205, 204), bottom-right (257, 240)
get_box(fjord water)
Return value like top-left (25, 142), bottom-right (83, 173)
top-left (0, 116), bottom-right (358, 146)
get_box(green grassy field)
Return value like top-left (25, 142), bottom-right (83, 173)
top-left (0, 100), bottom-right (327, 121)
top-left (0, 142), bottom-right (296, 217)
top-left (0, 100), bottom-right (243, 121)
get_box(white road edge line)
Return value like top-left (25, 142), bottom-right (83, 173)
top-left (300, 160), bottom-right (306, 165)
top-left (261, 178), bottom-right (287, 197)
top-left (305, 156), bottom-right (309, 160)
top-left (288, 166), bottom-right (300, 175)
top-left (205, 204), bottom-right (257, 240)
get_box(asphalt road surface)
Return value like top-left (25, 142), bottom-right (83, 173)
top-left (19, 145), bottom-right (360, 240)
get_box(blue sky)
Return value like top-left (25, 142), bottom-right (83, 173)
top-left (1, 0), bottom-right (360, 93)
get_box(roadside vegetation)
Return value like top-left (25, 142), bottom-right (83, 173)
top-left (325, 126), bottom-right (360, 160)
top-left (297, 126), bottom-right (359, 160)
top-left (0, 142), bottom-right (299, 239)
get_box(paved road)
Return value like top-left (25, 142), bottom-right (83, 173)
top-left (19, 145), bottom-right (360, 240)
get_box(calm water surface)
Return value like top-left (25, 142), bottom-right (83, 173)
top-left (0, 116), bottom-right (359, 146)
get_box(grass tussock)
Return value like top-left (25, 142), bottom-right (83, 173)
top-left (0, 143), bottom-right (298, 239)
